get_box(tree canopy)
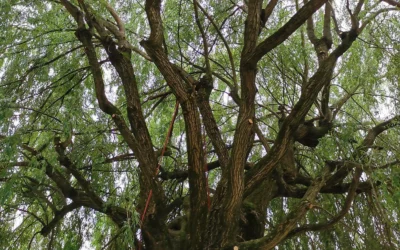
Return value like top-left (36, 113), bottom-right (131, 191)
top-left (0, 0), bottom-right (400, 249)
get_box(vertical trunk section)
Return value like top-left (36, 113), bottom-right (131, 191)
top-left (181, 100), bottom-right (209, 250)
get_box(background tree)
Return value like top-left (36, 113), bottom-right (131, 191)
top-left (0, 0), bottom-right (399, 249)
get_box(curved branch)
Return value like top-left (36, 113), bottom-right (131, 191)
top-left (244, 53), bottom-right (338, 197)
top-left (10, 206), bottom-right (46, 227)
top-left (104, 2), bottom-right (126, 36)
top-left (239, 165), bottom-right (333, 249)
top-left (361, 115), bottom-right (400, 149)
top-left (262, 0), bottom-right (279, 28)
top-left (287, 167), bottom-right (363, 238)
top-left (332, 83), bottom-right (361, 119)
top-left (323, 3), bottom-right (332, 43)
top-left (142, 1), bottom-right (209, 248)
top-left (247, 0), bottom-right (328, 67)
top-left (381, 0), bottom-right (400, 7)
top-left (60, 0), bottom-right (85, 28)
top-left (330, 2), bottom-right (341, 35)
top-left (360, 8), bottom-right (398, 32)
top-left (40, 202), bottom-right (81, 236)
top-left (304, 0), bottom-right (318, 44)
top-left (327, 116), bottom-right (400, 187)
top-left (253, 122), bottom-right (271, 152)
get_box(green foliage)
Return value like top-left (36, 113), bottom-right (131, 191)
top-left (0, 0), bottom-right (399, 249)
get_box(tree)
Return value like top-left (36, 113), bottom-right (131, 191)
top-left (0, 0), bottom-right (399, 249)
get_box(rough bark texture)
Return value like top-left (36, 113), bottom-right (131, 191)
top-left (59, 0), bottom-right (364, 248)
top-left (5, 0), bottom-right (397, 249)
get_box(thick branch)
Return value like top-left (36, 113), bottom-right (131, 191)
top-left (246, 0), bottom-right (329, 67)
top-left (361, 115), bottom-right (400, 150)
top-left (73, 28), bottom-right (140, 156)
top-left (288, 167), bottom-right (363, 237)
top-left (143, 1), bottom-right (208, 248)
top-left (304, 0), bottom-right (318, 44)
top-left (159, 161), bottom-right (254, 181)
top-left (327, 116), bottom-right (400, 187)
top-left (197, 80), bottom-right (230, 168)
top-left (278, 178), bottom-right (376, 198)
top-left (59, 0), bottom-right (85, 28)
top-left (253, 122), bottom-right (271, 152)
top-left (40, 202), bottom-right (80, 236)
top-left (263, 0), bottom-right (279, 27)
top-left (245, 54), bottom-right (338, 197)
top-left (104, 2), bottom-right (126, 36)
top-left (381, 0), bottom-right (400, 7)
top-left (323, 3), bottom-right (332, 42)
top-left (239, 165), bottom-right (332, 249)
